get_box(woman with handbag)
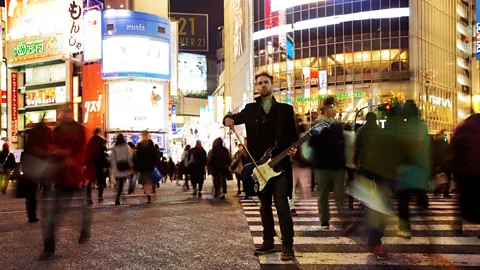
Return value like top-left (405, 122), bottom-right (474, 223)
top-left (110, 134), bottom-right (132, 205)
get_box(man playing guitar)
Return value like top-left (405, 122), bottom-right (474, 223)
top-left (223, 71), bottom-right (297, 260)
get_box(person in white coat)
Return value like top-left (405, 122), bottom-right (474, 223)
top-left (110, 134), bottom-right (132, 205)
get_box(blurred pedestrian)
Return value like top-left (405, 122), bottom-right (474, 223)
top-left (289, 117), bottom-right (311, 217)
top-left (84, 127), bottom-right (108, 204)
top-left (230, 144), bottom-right (248, 196)
top-left (127, 142), bottom-right (137, 194)
top-left (111, 134), bottom-right (132, 205)
top-left (396, 101), bottom-right (431, 239)
top-left (309, 98), bottom-right (346, 230)
top-left (180, 145), bottom-right (191, 190)
top-left (343, 123), bottom-right (356, 209)
top-left (188, 140), bottom-right (207, 197)
top-left (207, 138), bottom-right (231, 199)
top-left (134, 131), bottom-right (157, 203)
top-left (20, 119), bottom-right (53, 223)
top-left (159, 157), bottom-right (168, 183)
top-left (167, 157), bottom-right (175, 182)
top-left (0, 143), bottom-right (15, 195)
top-left (431, 129), bottom-right (453, 197)
top-left (451, 114), bottom-right (480, 227)
top-left (40, 108), bottom-right (90, 260)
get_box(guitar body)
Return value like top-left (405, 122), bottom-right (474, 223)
top-left (242, 147), bottom-right (283, 196)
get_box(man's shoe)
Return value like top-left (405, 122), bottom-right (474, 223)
top-left (254, 244), bottom-right (275, 255)
top-left (147, 195), bottom-right (152, 203)
top-left (397, 230), bottom-right (412, 239)
top-left (39, 250), bottom-right (54, 261)
top-left (87, 199), bottom-right (94, 206)
top-left (281, 245), bottom-right (295, 261)
top-left (198, 192), bottom-right (202, 198)
top-left (372, 246), bottom-right (390, 260)
top-left (28, 217), bottom-right (40, 223)
top-left (320, 223), bottom-right (330, 230)
top-left (78, 230), bottom-right (91, 244)
top-left (115, 200), bottom-right (120, 205)
top-left (220, 195), bottom-right (225, 200)
top-left (290, 209), bottom-right (298, 217)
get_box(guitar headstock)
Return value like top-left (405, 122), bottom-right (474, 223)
top-left (309, 121), bottom-right (331, 135)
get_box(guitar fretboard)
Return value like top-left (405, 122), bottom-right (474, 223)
top-left (268, 132), bottom-right (312, 167)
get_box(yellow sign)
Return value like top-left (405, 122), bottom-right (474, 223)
top-left (473, 95), bottom-right (480, 114)
top-left (7, 34), bottom-right (65, 65)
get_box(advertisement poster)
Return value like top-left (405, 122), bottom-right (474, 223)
top-left (170, 13), bottom-right (208, 52)
top-left (102, 36), bottom-right (170, 79)
top-left (11, 72), bottom-right (18, 143)
top-left (108, 82), bottom-right (166, 131)
top-left (107, 133), bottom-right (167, 149)
top-left (177, 53), bottom-right (207, 97)
top-left (8, 34), bottom-right (65, 65)
top-left (82, 63), bottom-right (105, 136)
top-left (84, 10), bottom-right (102, 62)
top-left (7, 0), bottom-right (70, 40)
top-left (233, 0), bottom-right (246, 63)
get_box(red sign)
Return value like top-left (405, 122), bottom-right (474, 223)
top-left (1, 91), bottom-right (6, 104)
top-left (11, 73), bottom-right (18, 143)
top-left (82, 63), bottom-right (105, 136)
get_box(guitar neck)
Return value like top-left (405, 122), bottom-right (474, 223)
top-left (268, 132), bottom-right (312, 167)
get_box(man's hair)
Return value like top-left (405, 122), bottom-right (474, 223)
top-left (255, 71), bottom-right (273, 83)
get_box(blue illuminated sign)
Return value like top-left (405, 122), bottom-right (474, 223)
top-left (477, 6), bottom-right (480, 60)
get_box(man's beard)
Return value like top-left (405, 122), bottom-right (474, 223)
top-left (260, 88), bottom-right (272, 97)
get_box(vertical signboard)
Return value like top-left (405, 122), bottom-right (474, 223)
top-left (83, 10), bottom-right (102, 62)
top-left (170, 21), bottom-right (178, 96)
top-left (319, 70), bottom-right (327, 94)
top-left (171, 104), bottom-right (177, 132)
top-left (66, 0), bottom-right (84, 54)
top-left (11, 73), bottom-right (18, 143)
top-left (477, 4), bottom-right (480, 60)
top-left (170, 13), bottom-right (208, 52)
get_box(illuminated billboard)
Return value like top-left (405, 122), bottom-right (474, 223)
top-left (477, 4), bottom-right (480, 60)
top-left (102, 36), bottom-right (170, 79)
top-left (170, 13), bottom-right (209, 52)
top-left (178, 53), bottom-right (207, 97)
top-left (84, 10), bottom-right (102, 62)
top-left (108, 82), bottom-right (166, 131)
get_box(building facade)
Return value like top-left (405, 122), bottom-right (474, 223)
top-left (252, 0), bottom-right (475, 133)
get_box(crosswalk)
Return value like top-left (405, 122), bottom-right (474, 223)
top-left (240, 194), bottom-right (480, 268)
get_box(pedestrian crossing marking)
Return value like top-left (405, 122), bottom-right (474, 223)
top-left (258, 252), bottom-right (480, 266)
top-left (241, 194), bottom-right (480, 268)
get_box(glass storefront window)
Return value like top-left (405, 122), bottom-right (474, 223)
top-left (25, 86), bottom-right (67, 107)
top-left (25, 110), bottom-right (57, 128)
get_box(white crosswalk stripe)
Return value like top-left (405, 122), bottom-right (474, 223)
top-left (240, 193), bottom-right (480, 268)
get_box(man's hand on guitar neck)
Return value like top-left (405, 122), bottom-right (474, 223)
top-left (225, 117), bottom-right (235, 130)
top-left (287, 147), bottom-right (297, 157)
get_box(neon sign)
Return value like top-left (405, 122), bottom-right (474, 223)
top-left (13, 40), bottom-right (44, 57)
top-left (282, 91), bottom-right (366, 103)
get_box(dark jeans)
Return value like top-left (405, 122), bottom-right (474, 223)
top-left (191, 171), bottom-right (205, 192)
top-left (213, 174), bottom-right (225, 197)
top-left (128, 174), bottom-right (137, 194)
top-left (86, 172), bottom-right (107, 200)
top-left (24, 182), bottom-right (38, 221)
top-left (346, 167), bottom-right (355, 208)
top-left (116, 178), bottom-right (127, 199)
top-left (259, 174), bottom-right (294, 246)
top-left (397, 189), bottom-right (428, 232)
top-left (235, 172), bottom-right (242, 193)
top-left (43, 185), bottom-right (92, 253)
top-left (368, 208), bottom-right (388, 247)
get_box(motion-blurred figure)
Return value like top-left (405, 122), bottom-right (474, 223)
top-left (451, 114), bottom-right (480, 228)
top-left (111, 134), bottom-right (132, 205)
top-left (309, 99), bottom-right (346, 230)
top-left (396, 101), bottom-right (431, 239)
top-left (40, 108), bottom-right (90, 260)
top-left (343, 123), bottom-right (356, 209)
top-left (207, 138), bottom-right (231, 199)
top-left (84, 127), bottom-right (108, 203)
top-left (230, 144), bottom-right (248, 196)
top-left (127, 142), bottom-right (137, 194)
top-left (431, 129), bottom-right (453, 197)
top-left (188, 140), bottom-right (207, 197)
top-left (180, 145), bottom-right (191, 190)
top-left (0, 143), bottom-right (15, 195)
top-left (20, 120), bottom-right (53, 223)
top-left (135, 131), bottom-right (157, 203)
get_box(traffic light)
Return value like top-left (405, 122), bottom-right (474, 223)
top-left (377, 103), bottom-right (391, 111)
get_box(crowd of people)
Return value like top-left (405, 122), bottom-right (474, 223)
top-left (1, 71), bottom-right (479, 262)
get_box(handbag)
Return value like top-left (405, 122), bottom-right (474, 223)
top-left (152, 168), bottom-right (161, 183)
top-left (114, 148), bottom-right (130, 172)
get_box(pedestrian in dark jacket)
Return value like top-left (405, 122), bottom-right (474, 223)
top-left (167, 158), bottom-right (175, 182)
top-left (309, 98), bottom-right (346, 230)
top-left (0, 143), bottom-right (16, 195)
top-left (84, 127), bottom-right (108, 204)
top-left (451, 114), bottom-right (480, 225)
top-left (135, 131), bottom-right (157, 203)
top-left (431, 129), bottom-right (453, 197)
top-left (40, 108), bottom-right (90, 260)
top-left (21, 120), bottom-right (53, 223)
top-left (207, 138), bottom-right (231, 199)
top-left (189, 140), bottom-right (208, 197)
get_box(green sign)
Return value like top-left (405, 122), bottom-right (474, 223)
top-left (282, 91), bottom-right (366, 103)
top-left (14, 40), bottom-right (44, 57)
